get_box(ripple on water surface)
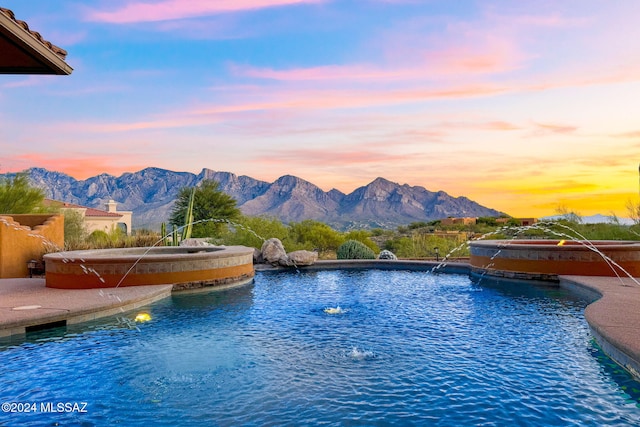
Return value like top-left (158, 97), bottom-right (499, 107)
top-left (1, 269), bottom-right (640, 426)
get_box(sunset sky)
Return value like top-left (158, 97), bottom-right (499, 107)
top-left (2, 0), bottom-right (640, 218)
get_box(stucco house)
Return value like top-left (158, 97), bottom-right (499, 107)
top-left (45, 199), bottom-right (133, 236)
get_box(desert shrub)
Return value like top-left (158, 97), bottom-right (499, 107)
top-left (288, 220), bottom-right (344, 255)
top-left (384, 233), bottom-right (468, 259)
top-left (63, 209), bottom-right (88, 250)
top-left (87, 230), bottom-right (111, 247)
top-left (337, 240), bottom-right (376, 260)
top-left (342, 230), bottom-right (379, 253)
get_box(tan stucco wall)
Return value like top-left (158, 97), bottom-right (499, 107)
top-left (62, 205), bottom-right (132, 236)
top-left (84, 217), bottom-right (120, 234)
top-left (0, 214), bottom-right (64, 278)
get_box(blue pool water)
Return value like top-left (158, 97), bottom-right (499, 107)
top-left (1, 269), bottom-right (640, 426)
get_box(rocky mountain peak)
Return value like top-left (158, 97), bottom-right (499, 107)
top-left (13, 167), bottom-right (506, 230)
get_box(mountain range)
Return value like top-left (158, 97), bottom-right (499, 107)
top-left (16, 167), bottom-right (505, 230)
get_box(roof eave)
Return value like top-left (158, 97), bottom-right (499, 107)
top-left (0, 10), bottom-right (73, 75)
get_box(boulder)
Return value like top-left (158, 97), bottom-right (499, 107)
top-left (281, 250), bottom-right (318, 267)
top-left (261, 238), bottom-right (288, 265)
top-left (253, 247), bottom-right (264, 264)
top-left (378, 249), bottom-right (397, 260)
top-left (180, 238), bottom-right (214, 247)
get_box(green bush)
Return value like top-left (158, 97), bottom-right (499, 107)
top-left (289, 220), bottom-right (344, 254)
top-left (87, 230), bottom-right (110, 247)
top-left (337, 240), bottom-right (376, 260)
top-left (343, 230), bottom-right (379, 253)
top-left (63, 209), bottom-right (88, 249)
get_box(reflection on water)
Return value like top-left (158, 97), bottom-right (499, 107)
top-left (1, 270), bottom-right (639, 426)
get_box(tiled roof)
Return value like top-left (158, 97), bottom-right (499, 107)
top-left (0, 8), bottom-right (67, 60)
top-left (0, 7), bottom-right (72, 75)
top-left (84, 207), bottom-right (122, 218)
top-left (44, 199), bottom-right (123, 218)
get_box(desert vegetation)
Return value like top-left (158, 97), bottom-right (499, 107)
top-left (61, 213), bottom-right (640, 260)
top-left (7, 176), bottom-right (640, 258)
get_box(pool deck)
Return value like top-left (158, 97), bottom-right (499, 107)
top-left (0, 278), bottom-right (172, 337)
top-left (559, 275), bottom-right (640, 380)
top-left (1, 264), bottom-right (639, 382)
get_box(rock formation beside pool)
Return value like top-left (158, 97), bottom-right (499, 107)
top-left (258, 238), bottom-right (318, 267)
top-left (280, 250), bottom-right (318, 266)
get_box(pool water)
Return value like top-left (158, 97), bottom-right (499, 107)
top-left (1, 270), bottom-right (640, 426)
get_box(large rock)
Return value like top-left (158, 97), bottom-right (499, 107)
top-left (261, 238), bottom-right (287, 265)
top-left (253, 247), bottom-right (264, 264)
top-left (378, 249), bottom-right (397, 260)
top-left (180, 238), bottom-right (214, 247)
top-left (280, 250), bottom-right (318, 267)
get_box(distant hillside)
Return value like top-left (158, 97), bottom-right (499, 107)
top-left (13, 167), bottom-right (506, 230)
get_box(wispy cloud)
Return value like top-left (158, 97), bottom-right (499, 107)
top-left (1, 76), bottom-right (56, 89)
top-left (482, 121), bottom-right (522, 131)
top-left (193, 84), bottom-right (508, 115)
top-left (254, 148), bottom-right (413, 167)
top-left (4, 154), bottom-right (148, 180)
top-left (231, 33), bottom-right (526, 83)
top-left (532, 122), bottom-right (579, 136)
top-left (615, 130), bottom-right (640, 139)
top-left (86, 0), bottom-right (326, 23)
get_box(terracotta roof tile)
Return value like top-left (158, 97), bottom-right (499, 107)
top-left (84, 208), bottom-right (122, 218)
top-left (0, 7), bottom-right (68, 60)
top-left (44, 199), bottom-right (123, 218)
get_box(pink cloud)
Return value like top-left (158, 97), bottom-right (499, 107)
top-left (47, 83), bottom-right (519, 136)
top-left (615, 130), bottom-right (640, 139)
top-left (86, 0), bottom-right (325, 23)
top-left (484, 9), bottom-right (589, 30)
top-left (483, 121), bottom-right (521, 131)
top-left (231, 63), bottom-right (409, 82)
top-left (192, 84), bottom-right (508, 116)
top-left (6, 154), bottom-right (148, 180)
top-left (48, 112), bottom-right (222, 134)
top-left (1, 76), bottom-right (56, 89)
top-left (533, 122), bottom-right (578, 135)
top-left (232, 43), bottom-right (524, 83)
top-left (254, 148), bottom-right (413, 167)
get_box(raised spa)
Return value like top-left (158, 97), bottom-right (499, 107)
top-left (44, 246), bottom-right (254, 290)
top-left (470, 239), bottom-right (640, 280)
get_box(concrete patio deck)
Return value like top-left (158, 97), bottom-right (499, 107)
top-left (0, 278), bottom-right (172, 338)
top-left (559, 275), bottom-right (640, 381)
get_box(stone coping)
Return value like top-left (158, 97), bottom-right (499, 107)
top-left (44, 245), bottom-right (255, 289)
top-left (471, 239), bottom-right (640, 248)
top-left (559, 275), bottom-right (640, 381)
top-left (256, 259), bottom-right (471, 275)
top-left (43, 245), bottom-right (252, 261)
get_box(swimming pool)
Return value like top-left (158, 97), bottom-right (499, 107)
top-left (1, 269), bottom-right (639, 426)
